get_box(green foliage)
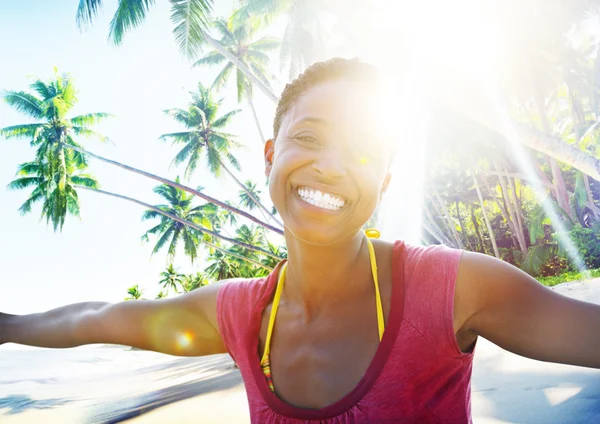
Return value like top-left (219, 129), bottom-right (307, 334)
top-left (125, 284), bottom-right (144, 300)
top-left (537, 268), bottom-right (600, 287)
top-left (558, 224), bottom-right (600, 269)
top-left (159, 264), bottom-right (185, 294)
top-left (2, 71), bottom-right (108, 231)
top-left (161, 83), bottom-right (241, 180)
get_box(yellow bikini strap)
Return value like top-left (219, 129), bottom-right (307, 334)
top-left (366, 237), bottom-right (385, 342)
top-left (260, 229), bottom-right (384, 366)
top-left (260, 262), bottom-right (287, 365)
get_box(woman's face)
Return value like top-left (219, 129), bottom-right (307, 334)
top-left (265, 80), bottom-right (392, 246)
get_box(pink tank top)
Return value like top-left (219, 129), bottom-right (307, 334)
top-left (217, 241), bottom-right (474, 423)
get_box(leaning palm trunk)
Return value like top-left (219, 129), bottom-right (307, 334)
top-left (583, 174), bottom-right (600, 216)
top-left (480, 172), bottom-right (522, 252)
top-left (204, 33), bottom-right (279, 103)
top-left (455, 200), bottom-right (473, 250)
top-left (506, 175), bottom-right (527, 243)
top-left (422, 218), bottom-right (445, 245)
top-left (216, 158), bottom-right (283, 228)
top-left (430, 187), bottom-right (465, 249)
top-left (472, 172), bottom-right (500, 258)
top-left (61, 143), bottom-right (284, 235)
top-left (492, 160), bottom-right (528, 253)
top-left (469, 204), bottom-right (486, 253)
top-left (423, 205), bottom-right (457, 247)
top-left (75, 185), bottom-right (280, 268)
top-left (246, 83), bottom-right (266, 145)
top-left (534, 94), bottom-right (574, 221)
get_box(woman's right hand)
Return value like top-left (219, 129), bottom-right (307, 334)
top-left (0, 282), bottom-right (227, 356)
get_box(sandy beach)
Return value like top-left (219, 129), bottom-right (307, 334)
top-left (2, 280), bottom-right (600, 424)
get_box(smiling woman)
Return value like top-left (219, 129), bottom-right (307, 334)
top-left (4, 58), bottom-right (600, 424)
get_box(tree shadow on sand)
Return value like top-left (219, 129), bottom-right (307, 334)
top-left (86, 367), bottom-right (243, 424)
top-left (0, 394), bottom-right (72, 415)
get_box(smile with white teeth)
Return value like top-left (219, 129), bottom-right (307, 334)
top-left (297, 187), bottom-right (346, 211)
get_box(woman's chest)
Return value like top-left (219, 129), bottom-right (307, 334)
top-left (258, 299), bottom-right (384, 409)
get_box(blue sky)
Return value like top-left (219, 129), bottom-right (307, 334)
top-left (0, 0), bottom-right (279, 313)
top-left (0, 1), bottom-right (426, 315)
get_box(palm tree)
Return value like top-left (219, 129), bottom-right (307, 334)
top-left (8, 159), bottom-right (99, 231)
top-left (194, 16), bottom-right (279, 144)
top-left (236, 0), bottom-right (331, 79)
top-left (75, 0), bottom-right (278, 102)
top-left (142, 177), bottom-right (214, 263)
top-left (155, 290), bottom-right (168, 299)
top-left (205, 250), bottom-right (239, 280)
top-left (161, 83), bottom-right (281, 226)
top-left (238, 180), bottom-right (263, 211)
top-left (182, 272), bottom-right (209, 292)
top-left (159, 264), bottom-right (185, 295)
top-left (1, 71), bottom-right (109, 230)
top-left (125, 284), bottom-right (144, 300)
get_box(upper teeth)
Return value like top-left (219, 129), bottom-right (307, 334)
top-left (297, 187), bottom-right (346, 210)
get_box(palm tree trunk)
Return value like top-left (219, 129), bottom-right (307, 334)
top-left (423, 204), bottom-right (458, 247)
top-left (455, 200), bottom-right (473, 250)
top-left (472, 172), bottom-right (500, 258)
top-left (432, 79), bottom-right (600, 182)
top-left (583, 174), bottom-right (600, 215)
top-left (480, 172), bottom-right (521, 252)
top-left (534, 93), bottom-right (574, 221)
top-left (469, 204), bottom-right (485, 253)
top-left (430, 187), bottom-right (465, 249)
top-left (492, 160), bottom-right (528, 253)
top-left (506, 175), bottom-right (527, 244)
top-left (426, 193), bottom-right (460, 248)
top-left (217, 158), bottom-right (284, 228)
top-left (246, 83), bottom-right (266, 144)
top-left (62, 143), bottom-right (284, 235)
top-left (75, 185), bottom-right (280, 268)
top-left (203, 32), bottom-right (279, 103)
top-left (422, 218), bottom-right (445, 245)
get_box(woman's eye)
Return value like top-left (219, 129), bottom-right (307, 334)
top-left (294, 135), bottom-right (318, 144)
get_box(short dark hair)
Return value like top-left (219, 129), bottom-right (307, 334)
top-left (273, 58), bottom-right (381, 138)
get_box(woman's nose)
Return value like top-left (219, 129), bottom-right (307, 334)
top-left (311, 147), bottom-right (346, 180)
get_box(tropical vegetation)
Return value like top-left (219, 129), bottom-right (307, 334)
top-left (5, 0), bottom-right (600, 299)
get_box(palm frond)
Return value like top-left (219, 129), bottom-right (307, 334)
top-left (170, 0), bottom-right (214, 59)
top-left (71, 174), bottom-right (99, 188)
top-left (212, 108), bottom-right (241, 128)
top-left (159, 131), bottom-right (196, 144)
top-left (109, 0), bottom-right (156, 45)
top-left (211, 62), bottom-right (234, 91)
top-left (211, 19), bottom-right (236, 44)
top-left (184, 147), bottom-right (202, 179)
top-left (71, 126), bottom-right (111, 142)
top-left (2, 90), bottom-right (44, 119)
top-left (7, 177), bottom-right (44, 191)
top-left (76, 0), bottom-right (104, 28)
top-left (152, 225), bottom-right (175, 255)
top-left (250, 36), bottom-right (281, 51)
top-left (0, 124), bottom-right (45, 140)
top-left (70, 112), bottom-right (112, 126)
top-left (192, 50), bottom-right (227, 67)
top-left (163, 108), bottom-right (191, 126)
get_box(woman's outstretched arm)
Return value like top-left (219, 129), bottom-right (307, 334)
top-left (455, 251), bottom-right (600, 368)
top-left (0, 282), bottom-right (227, 357)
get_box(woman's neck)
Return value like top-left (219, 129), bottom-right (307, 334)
top-left (282, 230), bottom-right (373, 318)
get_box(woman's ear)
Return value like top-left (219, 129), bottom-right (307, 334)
top-left (264, 139), bottom-right (275, 177)
top-left (379, 173), bottom-right (392, 202)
